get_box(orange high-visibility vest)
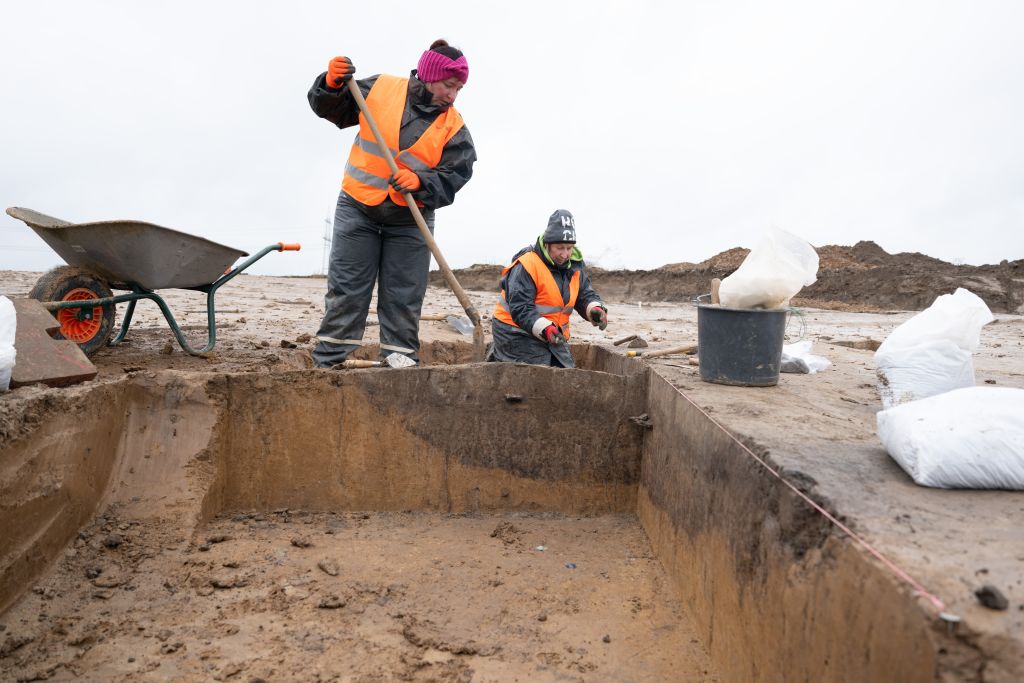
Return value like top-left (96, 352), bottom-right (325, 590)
top-left (341, 74), bottom-right (464, 207)
top-left (493, 251), bottom-right (581, 338)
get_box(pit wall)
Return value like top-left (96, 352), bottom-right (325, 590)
top-left (0, 375), bottom-right (217, 613)
top-left (201, 361), bottom-right (648, 517)
top-left (637, 371), bottom-right (942, 682)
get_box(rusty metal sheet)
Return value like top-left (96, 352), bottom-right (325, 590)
top-left (6, 207), bottom-right (248, 290)
top-left (9, 298), bottom-right (97, 388)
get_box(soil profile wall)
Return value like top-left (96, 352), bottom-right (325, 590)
top-left (0, 376), bottom-right (217, 612)
top-left (637, 375), bottom-right (943, 682)
top-left (204, 363), bottom-right (647, 516)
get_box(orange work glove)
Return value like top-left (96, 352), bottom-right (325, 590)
top-left (389, 168), bottom-right (421, 193)
top-left (326, 56), bottom-right (355, 89)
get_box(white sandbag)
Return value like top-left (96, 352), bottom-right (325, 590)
top-left (0, 296), bottom-right (16, 392)
top-left (718, 228), bottom-right (819, 309)
top-left (877, 386), bottom-right (1024, 489)
top-left (874, 288), bottom-right (993, 409)
top-left (780, 340), bottom-right (831, 374)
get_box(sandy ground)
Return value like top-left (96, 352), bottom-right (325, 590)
top-left (0, 270), bottom-right (743, 377)
top-left (0, 511), bottom-right (714, 682)
top-left (2, 269), bottom-right (1023, 679)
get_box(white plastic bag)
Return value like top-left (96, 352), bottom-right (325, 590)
top-left (0, 296), bottom-right (16, 391)
top-left (780, 340), bottom-right (831, 374)
top-left (718, 228), bottom-right (819, 309)
top-left (873, 288), bottom-right (993, 409)
top-left (877, 386), bottom-right (1024, 489)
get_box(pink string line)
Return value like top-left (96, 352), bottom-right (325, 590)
top-left (668, 382), bottom-right (948, 613)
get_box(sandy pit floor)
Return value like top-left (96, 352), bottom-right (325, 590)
top-left (0, 510), bottom-right (715, 683)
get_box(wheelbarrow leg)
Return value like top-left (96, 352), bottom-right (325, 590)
top-left (148, 290), bottom-right (218, 356)
top-left (108, 298), bottom-right (138, 347)
top-left (105, 287), bottom-right (218, 356)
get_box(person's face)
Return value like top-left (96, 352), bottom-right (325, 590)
top-left (425, 78), bottom-right (465, 107)
top-left (547, 242), bottom-right (574, 266)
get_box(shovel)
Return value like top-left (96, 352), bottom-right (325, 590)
top-left (346, 79), bottom-right (486, 361)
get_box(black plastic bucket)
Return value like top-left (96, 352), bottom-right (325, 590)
top-left (697, 304), bottom-right (787, 386)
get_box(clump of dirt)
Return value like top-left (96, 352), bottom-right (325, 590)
top-left (434, 242), bottom-right (1024, 313)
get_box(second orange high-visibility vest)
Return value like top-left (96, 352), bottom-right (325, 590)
top-left (493, 251), bottom-right (581, 338)
top-left (341, 74), bottom-right (465, 207)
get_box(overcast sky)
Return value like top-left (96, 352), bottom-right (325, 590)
top-left (1, 1), bottom-right (1022, 278)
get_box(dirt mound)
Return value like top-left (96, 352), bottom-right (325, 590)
top-left (433, 242), bottom-right (1024, 313)
top-left (427, 263), bottom-right (503, 292)
top-left (796, 241), bottom-right (1023, 312)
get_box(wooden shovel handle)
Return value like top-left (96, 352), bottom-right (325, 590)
top-left (627, 344), bottom-right (697, 358)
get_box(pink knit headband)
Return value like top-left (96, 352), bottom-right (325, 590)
top-left (417, 50), bottom-right (469, 85)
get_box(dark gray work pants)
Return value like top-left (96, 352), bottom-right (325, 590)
top-left (313, 192), bottom-right (433, 368)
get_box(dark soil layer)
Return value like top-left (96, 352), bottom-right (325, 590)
top-left (432, 242), bottom-right (1024, 313)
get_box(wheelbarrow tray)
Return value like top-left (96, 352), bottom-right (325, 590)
top-left (7, 207), bottom-right (248, 290)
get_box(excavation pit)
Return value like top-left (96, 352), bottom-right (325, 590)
top-left (0, 343), bottom-right (1002, 681)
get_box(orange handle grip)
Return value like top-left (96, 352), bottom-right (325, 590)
top-left (277, 242), bottom-right (301, 251)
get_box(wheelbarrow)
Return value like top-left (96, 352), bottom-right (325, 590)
top-left (6, 207), bottom-right (300, 356)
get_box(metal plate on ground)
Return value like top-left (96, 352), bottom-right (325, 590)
top-left (10, 299), bottom-right (97, 388)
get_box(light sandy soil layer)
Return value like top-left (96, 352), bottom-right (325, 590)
top-left (0, 511), bottom-right (714, 682)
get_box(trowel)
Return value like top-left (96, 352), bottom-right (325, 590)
top-left (337, 352), bottom-right (417, 369)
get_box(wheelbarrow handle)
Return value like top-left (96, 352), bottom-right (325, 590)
top-left (277, 242), bottom-right (301, 251)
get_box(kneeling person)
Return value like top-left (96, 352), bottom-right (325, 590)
top-left (490, 210), bottom-right (608, 368)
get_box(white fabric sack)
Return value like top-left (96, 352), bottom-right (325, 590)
top-left (0, 296), bottom-right (16, 392)
top-left (874, 288), bottom-right (993, 409)
top-left (877, 386), bottom-right (1024, 489)
top-left (780, 340), bottom-right (831, 374)
top-left (719, 228), bottom-right (819, 309)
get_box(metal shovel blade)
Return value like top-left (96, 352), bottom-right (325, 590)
top-left (446, 314), bottom-right (474, 336)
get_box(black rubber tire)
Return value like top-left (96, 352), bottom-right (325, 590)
top-left (28, 266), bottom-right (116, 356)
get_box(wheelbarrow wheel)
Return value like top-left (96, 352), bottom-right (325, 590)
top-left (29, 266), bottom-right (116, 356)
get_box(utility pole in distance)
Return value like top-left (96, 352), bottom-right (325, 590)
top-left (321, 217), bottom-right (332, 275)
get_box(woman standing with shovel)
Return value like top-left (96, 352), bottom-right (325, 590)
top-left (308, 39), bottom-right (477, 368)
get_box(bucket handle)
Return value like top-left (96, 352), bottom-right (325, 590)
top-left (691, 293), bottom-right (711, 306)
top-left (786, 306), bottom-right (807, 342)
